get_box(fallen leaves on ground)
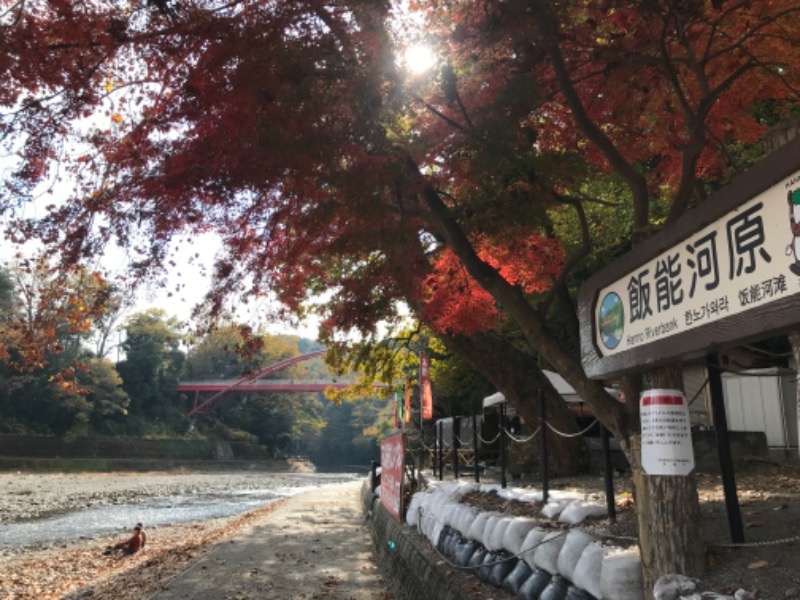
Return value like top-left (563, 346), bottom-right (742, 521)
top-left (0, 500), bottom-right (285, 600)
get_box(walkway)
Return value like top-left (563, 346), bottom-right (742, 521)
top-left (150, 480), bottom-right (391, 600)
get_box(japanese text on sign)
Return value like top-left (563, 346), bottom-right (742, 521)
top-left (640, 389), bottom-right (695, 476)
top-left (380, 433), bottom-right (405, 521)
top-left (594, 174), bottom-right (800, 357)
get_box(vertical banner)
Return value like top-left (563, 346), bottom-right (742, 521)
top-left (419, 352), bottom-right (433, 420)
top-left (403, 376), bottom-right (412, 423)
top-left (640, 389), bottom-right (695, 476)
top-left (380, 433), bottom-right (405, 520)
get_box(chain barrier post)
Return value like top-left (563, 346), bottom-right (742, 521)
top-left (437, 420), bottom-right (443, 480)
top-left (453, 416), bottom-right (461, 479)
top-left (472, 413), bottom-right (480, 483)
top-left (707, 353), bottom-right (745, 544)
top-left (370, 459), bottom-right (380, 492)
top-left (539, 388), bottom-right (549, 504)
top-left (500, 401), bottom-right (508, 488)
top-left (600, 425), bottom-right (616, 521)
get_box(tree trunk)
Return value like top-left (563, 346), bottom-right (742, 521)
top-left (627, 365), bottom-right (704, 598)
top-left (441, 331), bottom-right (585, 476)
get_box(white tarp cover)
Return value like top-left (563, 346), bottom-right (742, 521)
top-left (483, 370), bottom-right (618, 408)
top-left (483, 370), bottom-right (582, 407)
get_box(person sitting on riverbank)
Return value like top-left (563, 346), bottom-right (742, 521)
top-left (136, 522), bottom-right (147, 549)
top-left (104, 524), bottom-right (144, 556)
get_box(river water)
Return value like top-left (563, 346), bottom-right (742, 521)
top-left (0, 472), bottom-right (361, 548)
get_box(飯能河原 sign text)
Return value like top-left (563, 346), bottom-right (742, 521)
top-left (579, 138), bottom-right (800, 378)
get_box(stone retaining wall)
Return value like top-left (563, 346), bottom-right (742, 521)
top-left (361, 482), bottom-right (479, 600)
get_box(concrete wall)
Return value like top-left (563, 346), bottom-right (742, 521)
top-left (361, 482), bottom-right (481, 600)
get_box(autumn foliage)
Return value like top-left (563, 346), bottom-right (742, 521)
top-left (2, 0), bottom-right (800, 344)
top-left (423, 231), bottom-right (565, 334)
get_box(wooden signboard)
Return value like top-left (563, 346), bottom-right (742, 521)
top-left (379, 433), bottom-right (405, 521)
top-left (579, 136), bottom-right (800, 379)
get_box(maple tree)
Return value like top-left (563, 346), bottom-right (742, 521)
top-left (5, 0), bottom-right (800, 593)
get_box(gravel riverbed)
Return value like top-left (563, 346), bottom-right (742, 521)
top-left (0, 469), bottom-right (377, 600)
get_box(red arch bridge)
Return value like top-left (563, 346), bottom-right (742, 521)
top-left (177, 350), bottom-right (386, 417)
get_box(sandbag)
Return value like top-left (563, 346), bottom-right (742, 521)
top-left (539, 575), bottom-right (570, 600)
top-left (541, 500), bottom-right (569, 519)
top-left (571, 542), bottom-right (603, 599)
top-left (517, 569), bottom-right (552, 600)
top-left (442, 527), bottom-right (461, 557)
top-left (565, 586), bottom-right (599, 600)
top-left (556, 530), bottom-right (595, 582)
top-left (558, 501), bottom-right (608, 525)
top-left (436, 526), bottom-right (452, 554)
top-left (454, 538), bottom-right (481, 567)
top-left (488, 517), bottom-right (512, 552)
top-left (448, 530), bottom-right (464, 557)
top-left (503, 517), bottom-right (537, 555)
top-left (600, 547), bottom-right (645, 600)
top-left (467, 546), bottom-right (488, 571)
top-left (533, 531), bottom-right (568, 574)
top-left (478, 551), bottom-right (501, 582)
top-left (427, 516), bottom-right (443, 546)
top-left (520, 528), bottom-right (548, 570)
top-left (441, 502), bottom-right (458, 528)
top-left (482, 515), bottom-right (503, 550)
top-left (467, 511), bottom-right (492, 542)
top-left (489, 555), bottom-right (517, 587)
top-left (503, 559), bottom-right (533, 595)
top-left (454, 504), bottom-right (477, 536)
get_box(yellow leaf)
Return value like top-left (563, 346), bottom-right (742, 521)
top-left (111, 113), bottom-right (123, 124)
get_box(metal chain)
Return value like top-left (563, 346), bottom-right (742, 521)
top-left (451, 433), bottom-right (474, 447)
top-left (713, 534), bottom-right (800, 548)
top-left (477, 432), bottom-right (501, 445)
top-left (544, 418), bottom-right (599, 438)
top-left (595, 532), bottom-right (800, 548)
top-left (503, 425), bottom-right (541, 443)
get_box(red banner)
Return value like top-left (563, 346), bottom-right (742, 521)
top-left (380, 433), bottom-right (405, 520)
top-left (403, 376), bottom-right (412, 423)
top-left (419, 352), bottom-right (433, 420)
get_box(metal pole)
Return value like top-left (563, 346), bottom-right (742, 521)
top-left (707, 353), bottom-right (745, 544)
top-left (370, 460), bottom-right (380, 492)
top-left (500, 402), bottom-right (507, 488)
top-left (539, 388), bottom-right (549, 504)
top-left (600, 425), bottom-right (616, 521)
top-left (453, 416), bottom-right (461, 479)
top-left (438, 420), bottom-right (444, 480)
top-left (472, 413), bottom-right (480, 483)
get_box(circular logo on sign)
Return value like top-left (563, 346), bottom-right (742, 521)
top-left (598, 292), bottom-right (624, 350)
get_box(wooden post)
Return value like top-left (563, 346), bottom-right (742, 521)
top-left (600, 425), bottom-right (616, 521)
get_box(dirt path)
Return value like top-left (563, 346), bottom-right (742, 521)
top-left (149, 481), bottom-right (390, 600)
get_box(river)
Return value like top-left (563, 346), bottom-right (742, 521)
top-left (0, 471), bottom-right (361, 548)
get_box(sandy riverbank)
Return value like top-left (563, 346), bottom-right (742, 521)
top-left (0, 472), bottom-right (388, 600)
top-left (0, 470), bottom-right (324, 524)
